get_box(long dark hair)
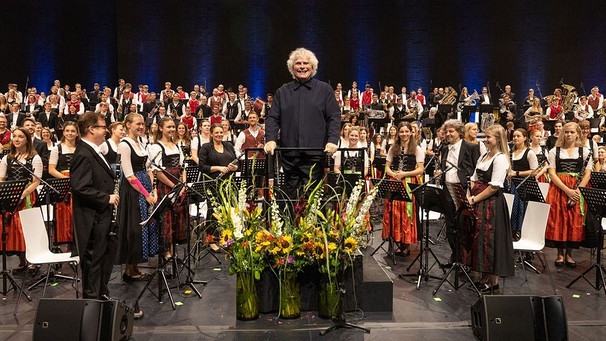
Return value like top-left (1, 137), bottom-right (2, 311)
top-left (9, 128), bottom-right (36, 160)
top-left (389, 121), bottom-right (417, 157)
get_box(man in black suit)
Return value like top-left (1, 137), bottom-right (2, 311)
top-left (7, 103), bottom-right (26, 130)
top-left (436, 119), bottom-right (480, 267)
top-left (70, 112), bottom-right (119, 301)
top-left (37, 102), bottom-right (59, 135)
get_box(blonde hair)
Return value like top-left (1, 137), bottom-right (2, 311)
top-left (555, 122), bottom-right (583, 148)
top-left (484, 124), bottom-right (511, 169)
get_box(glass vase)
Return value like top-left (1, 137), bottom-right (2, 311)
top-left (279, 270), bottom-right (301, 319)
top-left (318, 274), bottom-right (342, 319)
top-left (236, 271), bottom-right (259, 321)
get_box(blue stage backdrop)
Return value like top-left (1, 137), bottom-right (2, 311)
top-left (1, 0), bottom-right (605, 98)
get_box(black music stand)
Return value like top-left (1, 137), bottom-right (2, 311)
top-left (432, 182), bottom-right (480, 296)
top-left (590, 171), bottom-right (606, 189)
top-left (186, 180), bottom-right (222, 265)
top-left (134, 183), bottom-right (184, 311)
top-left (27, 178), bottom-right (75, 290)
top-left (511, 177), bottom-right (546, 203)
top-left (185, 165), bottom-right (200, 184)
top-left (401, 182), bottom-right (446, 289)
top-left (567, 187), bottom-right (606, 295)
top-left (0, 180), bottom-right (30, 299)
top-left (369, 178), bottom-right (411, 265)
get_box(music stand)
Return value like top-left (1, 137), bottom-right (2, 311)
top-left (135, 183), bottom-right (184, 311)
top-left (567, 187), bottom-right (606, 295)
top-left (511, 177), bottom-right (546, 203)
top-left (0, 180), bottom-right (30, 299)
top-left (27, 178), bottom-right (74, 290)
top-left (186, 180), bottom-right (222, 266)
top-left (369, 178), bottom-right (411, 265)
top-left (401, 182), bottom-right (446, 289)
top-left (185, 165), bottom-right (200, 184)
top-left (432, 182), bottom-right (480, 297)
top-left (590, 171), bottom-right (606, 189)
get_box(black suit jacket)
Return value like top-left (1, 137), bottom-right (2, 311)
top-left (440, 140), bottom-right (480, 189)
top-left (198, 141), bottom-right (237, 178)
top-left (7, 112), bottom-right (26, 129)
top-left (70, 141), bottom-right (116, 254)
top-left (38, 111), bottom-right (59, 132)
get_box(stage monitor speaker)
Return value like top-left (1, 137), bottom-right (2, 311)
top-left (34, 298), bottom-right (134, 341)
top-left (470, 295), bottom-right (567, 341)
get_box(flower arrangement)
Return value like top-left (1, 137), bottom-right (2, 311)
top-left (207, 178), bottom-right (266, 279)
top-left (313, 179), bottom-right (377, 277)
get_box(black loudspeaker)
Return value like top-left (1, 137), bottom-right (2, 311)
top-left (34, 298), bottom-right (134, 341)
top-left (470, 295), bottom-right (567, 341)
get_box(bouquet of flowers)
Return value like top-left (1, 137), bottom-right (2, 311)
top-left (207, 178), bottom-right (266, 279)
top-left (314, 179), bottom-right (378, 277)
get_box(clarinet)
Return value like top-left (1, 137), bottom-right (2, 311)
top-left (110, 154), bottom-right (121, 236)
top-left (567, 148), bottom-right (592, 206)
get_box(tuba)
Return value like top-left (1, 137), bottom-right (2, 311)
top-left (439, 87), bottom-right (458, 105)
top-left (561, 84), bottom-right (577, 112)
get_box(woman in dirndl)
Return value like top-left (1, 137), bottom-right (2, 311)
top-left (0, 128), bottom-right (43, 271)
top-left (467, 124), bottom-right (514, 293)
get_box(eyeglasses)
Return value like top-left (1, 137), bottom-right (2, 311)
top-left (92, 125), bottom-right (107, 129)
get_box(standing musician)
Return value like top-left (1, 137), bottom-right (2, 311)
top-left (381, 122), bottom-right (424, 255)
top-left (48, 121), bottom-right (80, 249)
top-left (435, 119), bottom-right (480, 267)
top-left (0, 128), bottom-right (43, 272)
top-left (70, 112), bottom-right (118, 300)
top-left (546, 97), bottom-right (564, 121)
top-left (101, 121), bottom-right (125, 167)
top-left (498, 95), bottom-right (517, 127)
top-left (406, 91), bottom-right (423, 121)
top-left (466, 124), bottom-right (514, 293)
top-left (116, 113), bottom-right (158, 282)
top-left (529, 129), bottom-right (549, 182)
top-left (148, 117), bottom-right (186, 261)
top-left (507, 128), bottom-right (538, 241)
top-left (545, 122), bottom-right (592, 268)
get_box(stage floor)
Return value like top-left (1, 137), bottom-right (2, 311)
top-left (1, 218), bottom-right (606, 340)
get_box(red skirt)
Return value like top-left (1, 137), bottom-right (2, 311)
top-left (545, 173), bottom-right (585, 248)
top-left (157, 167), bottom-right (187, 244)
top-left (381, 176), bottom-right (418, 245)
top-left (54, 171), bottom-right (73, 243)
top-left (0, 192), bottom-right (36, 252)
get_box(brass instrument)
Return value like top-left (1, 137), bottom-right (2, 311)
top-left (457, 90), bottom-right (479, 111)
top-left (439, 87), bottom-right (458, 105)
top-left (574, 104), bottom-right (590, 121)
top-left (561, 84), bottom-right (577, 112)
top-left (542, 95), bottom-right (555, 104)
top-left (597, 107), bottom-right (606, 117)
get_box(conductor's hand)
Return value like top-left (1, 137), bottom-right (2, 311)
top-left (109, 194), bottom-right (119, 206)
top-left (324, 143), bottom-right (338, 154)
top-left (264, 141), bottom-right (277, 155)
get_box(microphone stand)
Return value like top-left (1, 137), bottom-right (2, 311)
top-left (11, 157), bottom-right (78, 288)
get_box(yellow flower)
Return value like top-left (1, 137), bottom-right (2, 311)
top-left (327, 242), bottom-right (337, 252)
top-left (312, 242), bottom-right (325, 259)
top-left (220, 230), bottom-right (233, 246)
top-left (343, 237), bottom-right (358, 254)
top-left (278, 235), bottom-right (293, 253)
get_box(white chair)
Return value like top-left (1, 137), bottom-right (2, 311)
top-left (503, 193), bottom-right (515, 219)
top-left (14, 208), bottom-right (79, 314)
top-left (511, 201), bottom-right (556, 294)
